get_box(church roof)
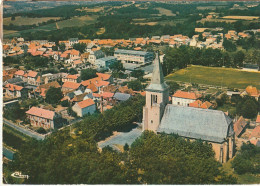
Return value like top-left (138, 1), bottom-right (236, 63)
top-left (158, 105), bottom-right (233, 143)
top-left (146, 52), bottom-right (168, 92)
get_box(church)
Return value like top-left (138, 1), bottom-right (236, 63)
top-left (142, 53), bottom-right (235, 163)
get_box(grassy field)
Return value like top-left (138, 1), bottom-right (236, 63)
top-left (156, 7), bottom-right (176, 16)
top-left (222, 16), bottom-right (259, 20)
top-left (55, 15), bottom-right (98, 29)
top-left (198, 18), bottom-right (237, 23)
top-left (166, 65), bottom-right (260, 89)
top-left (3, 16), bottom-right (60, 26)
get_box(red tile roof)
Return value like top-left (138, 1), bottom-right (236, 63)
top-left (26, 107), bottom-right (55, 120)
top-left (62, 82), bottom-right (80, 90)
top-left (250, 126), bottom-right (260, 139)
top-left (189, 100), bottom-right (203, 108)
top-left (101, 92), bottom-right (114, 98)
top-left (246, 86), bottom-right (259, 97)
top-left (27, 71), bottom-right (38, 78)
top-left (5, 83), bottom-right (24, 91)
top-left (96, 73), bottom-right (111, 81)
top-left (256, 115), bottom-right (260, 123)
top-left (15, 70), bottom-right (25, 76)
top-left (201, 101), bottom-right (212, 109)
top-left (77, 98), bottom-right (95, 109)
top-left (67, 74), bottom-right (80, 80)
top-left (173, 90), bottom-right (199, 100)
top-left (93, 93), bottom-right (101, 97)
top-left (233, 116), bottom-right (247, 137)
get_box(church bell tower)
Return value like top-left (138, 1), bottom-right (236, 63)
top-left (142, 52), bottom-right (169, 132)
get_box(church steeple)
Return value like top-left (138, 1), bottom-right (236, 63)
top-left (146, 52), bottom-right (168, 92)
top-left (142, 51), bottom-right (169, 132)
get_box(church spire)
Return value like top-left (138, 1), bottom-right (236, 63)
top-left (146, 51), bottom-right (168, 92)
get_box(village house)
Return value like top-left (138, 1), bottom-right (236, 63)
top-left (35, 81), bottom-right (61, 98)
top-left (62, 74), bottom-right (81, 83)
top-left (26, 107), bottom-right (61, 129)
top-left (242, 86), bottom-right (260, 100)
top-left (72, 98), bottom-right (96, 117)
top-left (69, 38), bottom-right (79, 47)
top-left (95, 56), bottom-right (117, 70)
top-left (233, 116), bottom-right (248, 137)
top-left (88, 50), bottom-right (105, 64)
top-left (27, 71), bottom-right (40, 86)
top-left (189, 100), bottom-right (213, 109)
top-left (172, 90), bottom-right (201, 106)
top-left (256, 115), bottom-right (260, 125)
top-left (114, 49), bottom-right (153, 64)
top-left (62, 81), bottom-right (84, 92)
top-left (5, 83), bottom-right (28, 98)
top-left (143, 53), bottom-right (234, 163)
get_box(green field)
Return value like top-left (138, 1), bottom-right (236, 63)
top-left (166, 65), bottom-right (260, 89)
top-left (56, 15), bottom-right (98, 29)
top-left (3, 16), bottom-right (60, 26)
top-left (156, 7), bottom-right (176, 16)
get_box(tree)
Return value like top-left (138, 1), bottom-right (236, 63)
top-left (61, 100), bottom-right (69, 107)
top-left (127, 80), bottom-right (143, 91)
top-left (80, 69), bottom-right (97, 81)
top-left (124, 143), bottom-right (129, 151)
top-left (36, 127), bottom-right (47, 134)
top-left (52, 45), bottom-right (58, 51)
top-left (11, 15), bottom-right (15, 21)
top-left (73, 43), bottom-right (86, 53)
top-left (69, 68), bottom-right (78, 75)
top-left (167, 81), bottom-right (180, 95)
top-left (59, 43), bottom-right (66, 52)
top-left (223, 39), bottom-right (237, 52)
top-left (3, 102), bottom-right (26, 122)
top-left (45, 87), bottom-right (63, 105)
top-left (233, 50), bottom-right (245, 67)
top-left (239, 99), bottom-right (258, 119)
top-left (131, 70), bottom-right (144, 80)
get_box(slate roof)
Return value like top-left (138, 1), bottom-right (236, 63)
top-left (158, 105), bottom-right (233, 143)
top-left (113, 92), bottom-right (131, 101)
top-left (5, 77), bottom-right (23, 84)
top-left (115, 49), bottom-right (152, 56)
top-left (146, 53), bottom-right (168, 92)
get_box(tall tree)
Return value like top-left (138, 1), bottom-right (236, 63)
top-left (45, 87), bottom-right (63, 105)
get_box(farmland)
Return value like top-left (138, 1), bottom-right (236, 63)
top-left (3, 16), bottom-right (60, 26)
top-left (222, 16), bottom-right (259, 20)
top-left (55, 15), bottom-right (98, 29)
top-left (166, 65), bottom-right (260, 89)
top-left (156, 7), bottom-right (176, 16)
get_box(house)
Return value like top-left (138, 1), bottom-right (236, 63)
top-left (72, 98), bottom-right (96, 117)
top-left (172, 90), bottom-right (200, 106)
top-left (62, 74), bottom-right (80, 83)
top-left (27, 71), bottom-right (39, 86)
top-left (5, 84), bottom-right (28, 98)
top-left (62, 82), bottom-right (84, 92)
top-left (35, 81), bottom-right (61, 98)
top-left (249, 126), bottom-right (260, 147)
top-left (95, 56), bottom-right (117, 70)
top-left (142, 53), bottom-right (234, 163)
top-left (189, 100), bottom-right (213, 109)
top-left (114, 49), bottom-right (153, 64)
top-left (69, 38), bottom-right (79, 47)
top-left (233, 116), bottom-right (248, 137)
top-left (88, 50), bottom-right (105, 64)
top-left (26, 107), bottom-right (61, 129)
top-left (243, 86), bottom-right (259, 100)
top-left (14, 70), bottom-right (25, 79)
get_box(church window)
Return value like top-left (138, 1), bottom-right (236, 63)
top-left (151, 120), bottom-right (153, 124)
top-left (151, 95), bottom-right (157, 104)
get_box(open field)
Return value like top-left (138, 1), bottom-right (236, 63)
top-left (222, 16), bottom-right (259, 20)
top-left (134, 22), bottom-right (158, 26)
top-left (76, 6), bottom-right (104, 13)
top-left (3, 16), bottom-right (60, 26)
top-left (198, 18), bottom-right (237, 23)
top-left (156, 7), bottom-right (176, 16)
top-left (96, 27), bottom-right (105, 35)
top-left (166, 65), bottom-right (260, 89)
top-left (55, 15), bottom-right (98, 29)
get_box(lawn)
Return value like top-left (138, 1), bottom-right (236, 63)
top-left (166, 65), bottom-right (260, 89)
top-left (3, 16), bottom-right (60, 26)
top-left (222, 16), bottom-right (259, 20)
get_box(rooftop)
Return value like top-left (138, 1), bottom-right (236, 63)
top-left (115, 49), bottom-right (152, 56)
top-left (26, 107), bottom-right (55, 120)
top-left (77, 98), bottom-right (95, 109)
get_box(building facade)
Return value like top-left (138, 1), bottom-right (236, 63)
top-left (114, 49), bottom-right (153, 64)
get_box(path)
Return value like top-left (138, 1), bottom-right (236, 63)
top-left (3, 119), bottom-right (45, 140)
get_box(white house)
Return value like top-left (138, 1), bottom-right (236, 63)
top-left (72, 98), bottom-right (96, 117)
top-left (172, 90), bottom-right (200, 107)
top-left (95, 56), bottom-right (117, 70)
top-left (88, 50), bottom-right (105, 64)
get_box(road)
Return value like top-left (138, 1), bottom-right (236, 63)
top-left (3, 119), bottom-right (45, 140)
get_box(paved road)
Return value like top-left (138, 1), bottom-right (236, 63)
top-left (3, 119), bottom-right (45, 140)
